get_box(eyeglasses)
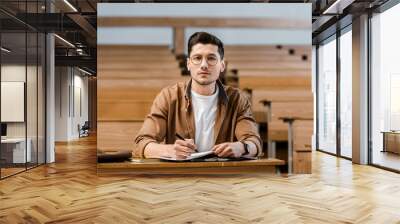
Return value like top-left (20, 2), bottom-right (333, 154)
top-left (189, 54), bottom-right (219, 66)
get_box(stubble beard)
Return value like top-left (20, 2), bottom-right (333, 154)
top-left (192, 77), bottom-right (215, 86)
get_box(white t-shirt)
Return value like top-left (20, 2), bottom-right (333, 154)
top-left (191, 88), bottom-right (219, 152)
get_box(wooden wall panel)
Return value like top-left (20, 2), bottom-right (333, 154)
top-left (97, 121), bottom-right (144, 151)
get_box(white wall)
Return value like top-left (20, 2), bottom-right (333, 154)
top-left (97, 3), bottom-right (311, 46)
top-left (72, 73), bottom-right (89, 138)
top-left (1, 65), bottom-right (32, 138)
top-left (1, 65), bottom-right (26, 81)
top-left (1, 82), bottom-right (24, 122)
top-left (1, 64), bottom-right (46, 164)
top-left (55, 67), bottom-right (70, 141)
top-left (54, 67), bottom-right (89, 141)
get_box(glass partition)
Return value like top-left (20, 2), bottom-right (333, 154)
top-left (0, 2), bottom-right (46, 179)
top-left (27, 30), bottom-right (38, 169)
top-left (1, 30), bottom-right (28, 177)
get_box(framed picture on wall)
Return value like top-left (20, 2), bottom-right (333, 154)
top-left (1, 81), bottom-right (25, 122)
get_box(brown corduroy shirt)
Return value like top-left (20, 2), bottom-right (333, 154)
top-left (133, 79), bottom-right (262, 158)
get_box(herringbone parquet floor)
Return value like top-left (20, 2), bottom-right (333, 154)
top-left (1, 135), bottom-right (400, 224)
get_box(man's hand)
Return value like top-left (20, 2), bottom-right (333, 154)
top-left (212, 142), bottom-right (245, 158)
top-left (165, 139), bottom-right (197, 159)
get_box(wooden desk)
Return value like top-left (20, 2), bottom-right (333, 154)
top-left (1, 138), bottom-right (32, 163)
top-left (97, 158), bottom-right (285, 175)
top-left (382, 131), bottom-right (400, 154)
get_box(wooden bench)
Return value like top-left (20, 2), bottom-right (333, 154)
top-left (239, 76), bottom-right (311, 90)
top-left (98, 45), bottom-right (185, 154)
top-left (264, 101), bottom-right (313, 146)
top-left (227, 62), bottom-right (311, 70)
top-left (254, 98), bottom-right (313, 175)
top-left (279, 117), bottom-right (313, 174)
top-left (237, 69), bottom-right (310, 77)
top-left (223, 45), bottom-right (313, 174)
top-left (255, 100), bottom-right (313, 165)
top-left (225, 45), bottom-right (311, 55)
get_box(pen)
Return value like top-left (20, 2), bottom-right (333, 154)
top-left (175, 133), bottom-right (197, 152)
top-left (175, 133), bottom-right (185, 140)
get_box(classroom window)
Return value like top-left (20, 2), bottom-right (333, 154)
top-left (317, 36), bottom-right (337, 155)
top-left (370, 3), bottom-right (400, 171)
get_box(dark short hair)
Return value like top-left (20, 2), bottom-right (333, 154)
top-left (187, 32), bottom-right (224, 59)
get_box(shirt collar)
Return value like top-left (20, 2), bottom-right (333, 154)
top-left (184, 79), bottom-right (228, 105)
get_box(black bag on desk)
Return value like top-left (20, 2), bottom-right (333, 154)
top-left (97, 149), bottom-right (132, 163)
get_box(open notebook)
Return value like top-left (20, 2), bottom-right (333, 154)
top-left (159, 151), bottom-right (258, 162)
top-left (159, 150), bottom-right (214, 161)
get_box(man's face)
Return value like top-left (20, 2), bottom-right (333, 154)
top-left (187, 43), bottom-right (225, 86)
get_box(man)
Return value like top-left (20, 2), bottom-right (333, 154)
top-left (134, 32), bottom-right (262, 159)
